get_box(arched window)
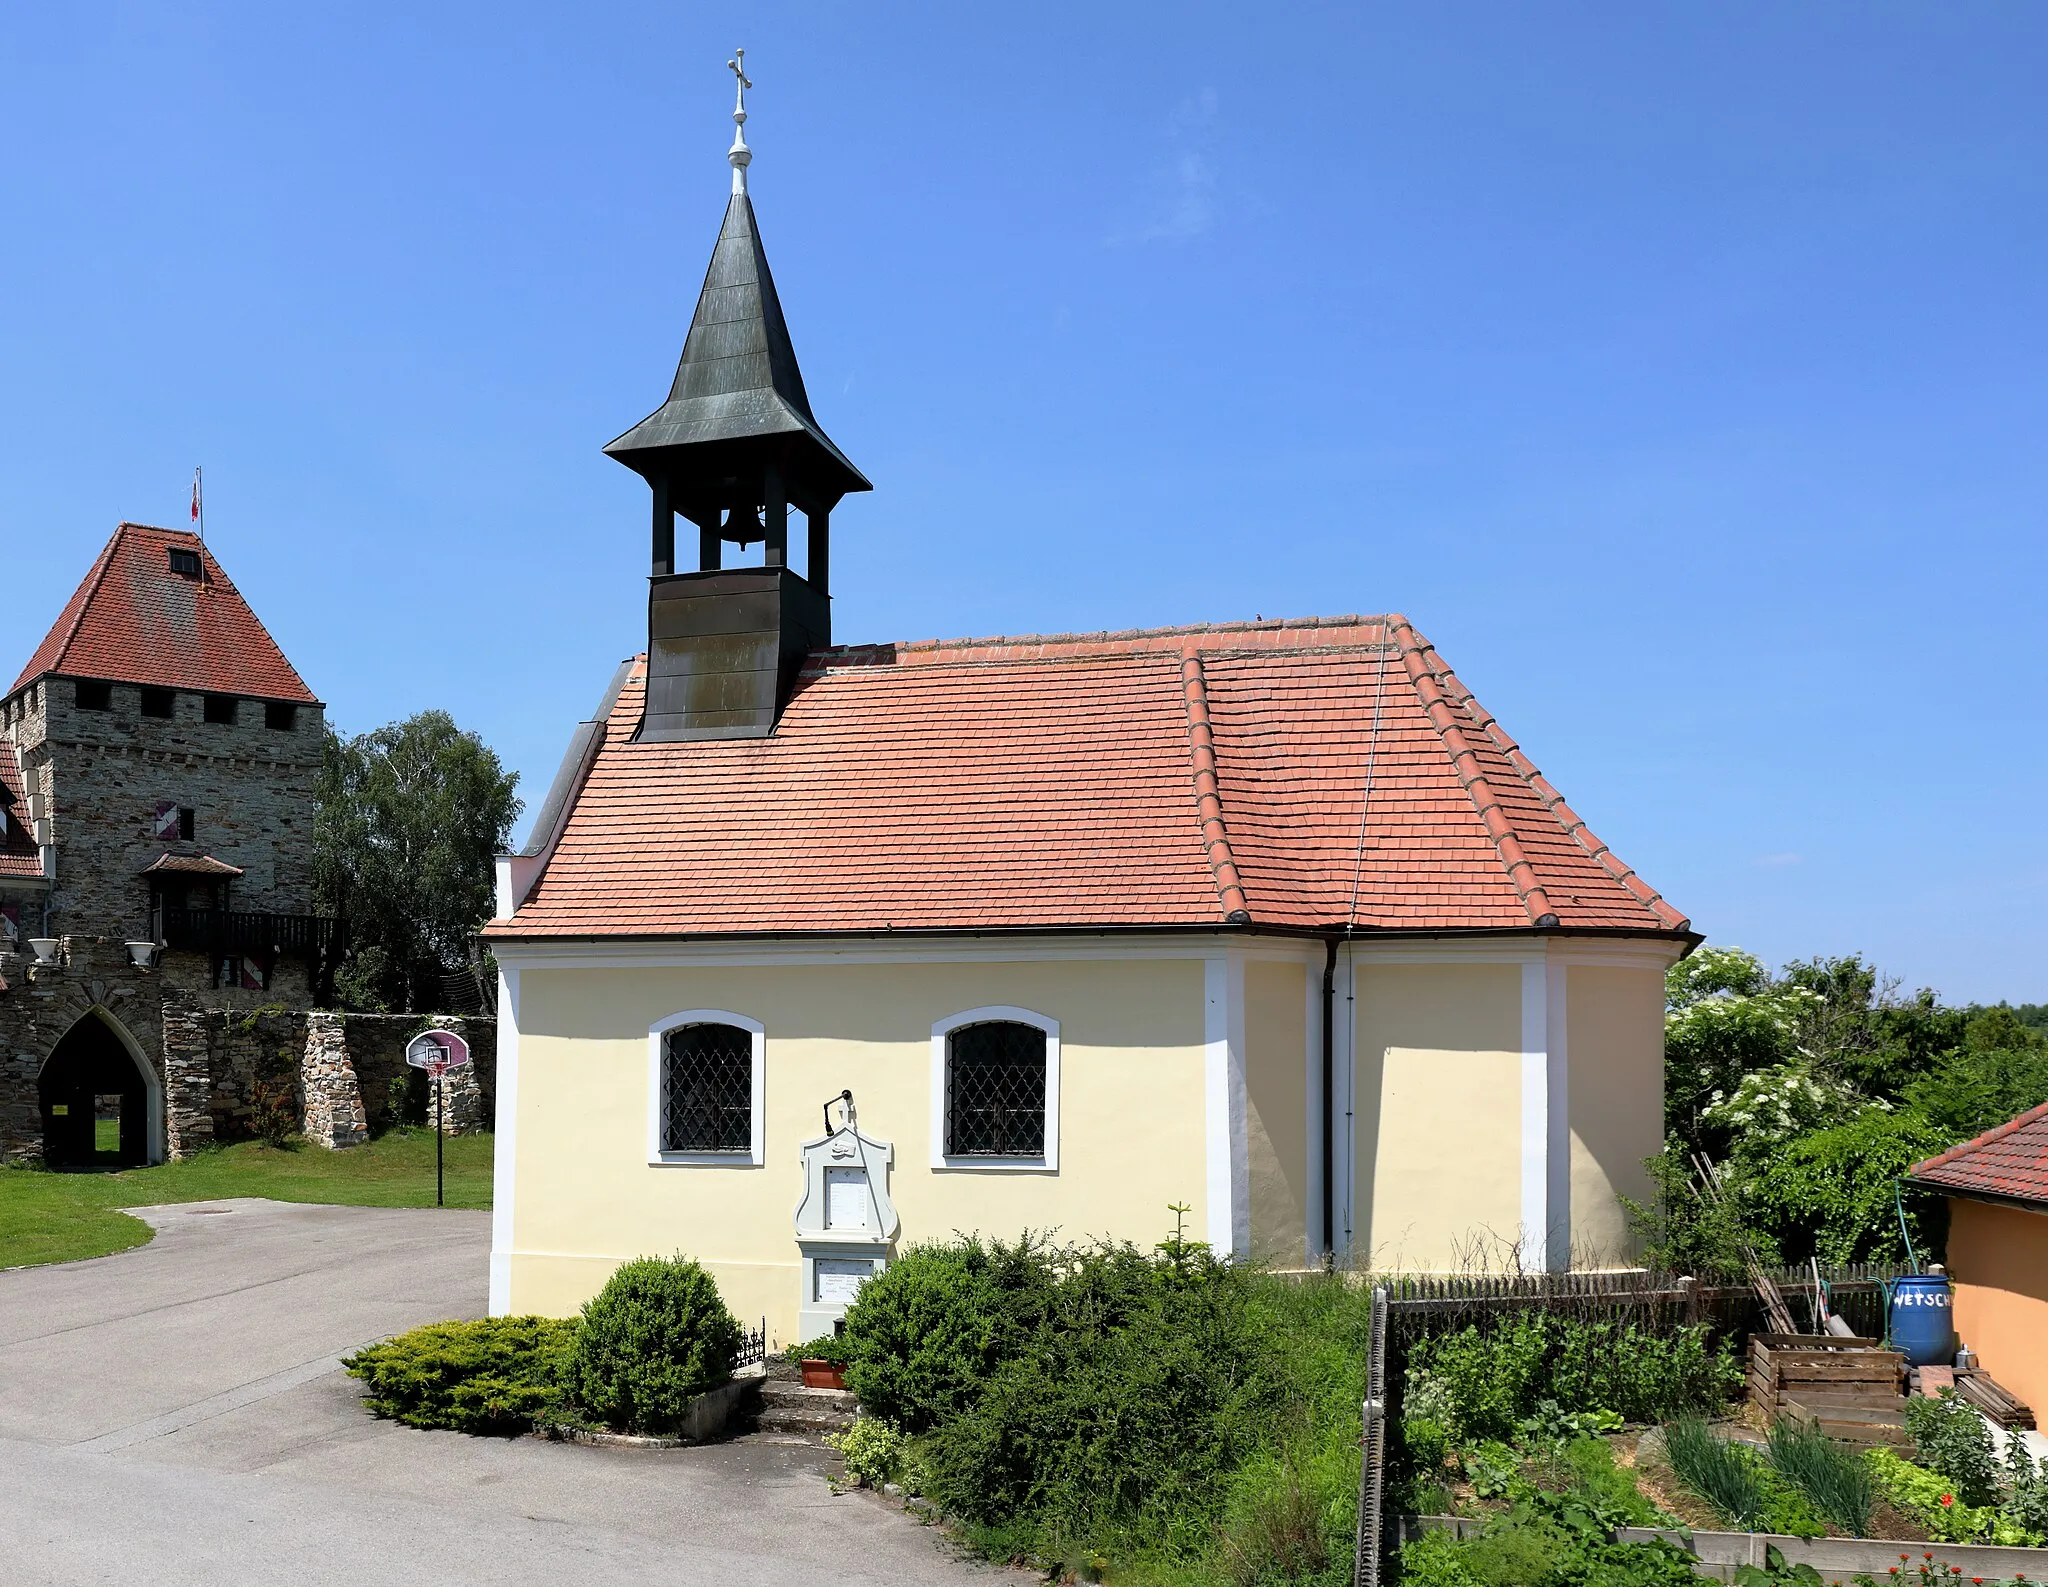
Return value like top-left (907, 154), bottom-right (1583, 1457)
top-left (659, 1021), bottom-right (755, 1156)
top-left (944, 1020), bottom-right (1048, 1159)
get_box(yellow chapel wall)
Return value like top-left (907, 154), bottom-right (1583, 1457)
top-left (505, 956), bottom-right (1208, 1340)
top-left (1353, 960), bottom-right (1524, 1270)
top-left (1244, 958), bottom-right (1310, 1267)
top-left (1566, 963), bottom-right (1665, 1266)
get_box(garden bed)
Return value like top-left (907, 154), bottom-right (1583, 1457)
top-left (1406, 1514), bottom-right (2048, 1584)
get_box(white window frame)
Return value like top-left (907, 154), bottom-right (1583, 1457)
top-left (929, 1005), bottom-right (1060, 1172)
top-left (647, 1009), bottom-right (765, 1167)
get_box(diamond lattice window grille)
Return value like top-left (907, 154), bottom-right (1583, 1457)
top-left (945, 1021), bottom-right (1046, 1158)
top-left (662, 1024), bottom-right (752, 1153)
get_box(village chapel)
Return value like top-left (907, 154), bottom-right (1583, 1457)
top-left (485, 75), bottom-right (1696, 1341)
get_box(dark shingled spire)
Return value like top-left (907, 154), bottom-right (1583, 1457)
top-left (603, 194), bottom-right (868, 497)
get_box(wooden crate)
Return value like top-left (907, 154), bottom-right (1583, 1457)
top-left (1750, 1334), bottom-right (1904, 1424)
top-left (1778, 1394), bottom-right (1916, 1449)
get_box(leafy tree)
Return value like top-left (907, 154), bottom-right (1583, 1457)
top-left (1737, 1107), bottom-right (1950, 1265)
top-left (314, 711), bottom-right (521, 1013)
top-left (1902, 1044), bottom-right (2048, 1142)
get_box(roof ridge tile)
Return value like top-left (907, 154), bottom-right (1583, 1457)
top-left (1179, 651), bottom-right (1252, 924)
top-left (1393, 621), bottom-right (1557, 928)
top-left (1430, 658), bottom-right (1691, 933)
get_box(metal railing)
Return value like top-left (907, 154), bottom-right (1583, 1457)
top-left (731, 1317), bottom-right (768, 1372)
top-left (160, 907), bottom-right (338, 959)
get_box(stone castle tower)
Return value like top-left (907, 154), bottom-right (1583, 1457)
top-left (0, 523), bottom-right (379, 1167)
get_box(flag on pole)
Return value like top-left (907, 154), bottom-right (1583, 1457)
top-left (191, 468), bottom-right (201, 522)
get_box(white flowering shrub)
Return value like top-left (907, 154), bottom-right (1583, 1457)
top-left (1700, 1062), bottom-right (1868, 1160)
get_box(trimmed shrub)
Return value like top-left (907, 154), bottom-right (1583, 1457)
top-left (569, 1255), bottom-right (741, 1435)
top-left (838, 1236), bottom-right (1051, 1434)
top-left (344, 1316), bottom-right (576, 1434)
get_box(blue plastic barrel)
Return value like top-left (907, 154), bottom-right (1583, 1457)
top-left (1889, 1274), bottom-right (1956, 1366)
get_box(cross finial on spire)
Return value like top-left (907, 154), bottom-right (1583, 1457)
top-left (727, 48), bottom-right (753, 196)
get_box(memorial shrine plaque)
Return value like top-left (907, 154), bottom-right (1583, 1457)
top-left (824, 1167), bottom-right (870, 1230)
top-left (814, 1258), bottom-right (874, 1304)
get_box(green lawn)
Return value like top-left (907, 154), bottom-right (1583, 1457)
top-left (0, 1129), bottom-right (493, 1270)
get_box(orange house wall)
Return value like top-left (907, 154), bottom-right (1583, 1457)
top-left (1946, 1197), bottom-right (2048, 1419)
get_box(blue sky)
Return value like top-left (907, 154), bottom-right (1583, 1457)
top-left (4, 4), bottom-right (2044, 1002)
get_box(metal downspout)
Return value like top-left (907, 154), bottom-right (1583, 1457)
top-left (1322, 934), bottom-right (1338, 1263)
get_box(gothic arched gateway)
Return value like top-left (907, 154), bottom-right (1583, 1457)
top-left (37, 1009), bottom-right (160, 1168)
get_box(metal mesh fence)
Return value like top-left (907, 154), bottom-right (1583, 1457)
top-left (945, 1021), bottom-right (1046, 1157)
top-left (661, 1023), bottom-right (752, 1153)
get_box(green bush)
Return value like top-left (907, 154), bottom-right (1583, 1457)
top-left (1904, 1389), bottom-right (2000, 1507)
top-left (825, 1415), bottom-right (908, 1489)
top-left (1767, 1419), bottom-right (1875, 1535)
top-left (836, 1233), bottom-right (1376, 1573)
top-left (344, 1316), bottom-right (576, 1434)
top-left (839, 1237), bottom-right (1050, 1434)
top-left (1405, 1316), bottom-right (1741, 1438)
top-left (568, 1254), bottom-right (741, 1435)
top-left (915, 1245), bottom-right (1279, 1551)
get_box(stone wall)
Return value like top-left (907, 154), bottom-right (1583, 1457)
top-left (341, 1014), bottom-right (496, 1135)
top-left (5, 675), bottom-right (323, 938)
top-left (0, 936), bottom-right (167, 1163)
top-left (0, 937), bottom-right (494, 1164)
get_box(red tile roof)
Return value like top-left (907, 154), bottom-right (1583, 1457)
top-left (494, 615), bottom-right (1688, 941)
top-left (1909, 1101), bottom-right (2048, 1210)
top-left (10, 524), bottom-right (319, 703)
top-left (0, 742), bottom-right (40, 881)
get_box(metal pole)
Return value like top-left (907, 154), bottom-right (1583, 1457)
top-left (435, 1070), bottom-right (444, 1208)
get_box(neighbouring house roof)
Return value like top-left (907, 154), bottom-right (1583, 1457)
top-left (492, 615), bottom-right (1690, 942)
top-left (138, 853), bottom-right (245, 879)
top-left (0, 743), bottom-right (41, 882)
top-left (1909, 1101), bottom-right (2048, 1211)
top-left (10, 523), bottom-right (320, 704)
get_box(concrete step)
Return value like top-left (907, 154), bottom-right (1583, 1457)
top-left (755, 1407), bottom-right (856, 1437)
top-left (759, 1381), bottom-right (858, 1414)
top-left (752, 1382), bottom-right (858, 1438)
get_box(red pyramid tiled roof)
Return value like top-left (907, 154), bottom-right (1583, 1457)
top-left (493, 615), bottom-right (1689, 941)
top-left (1908, 1100), bottom-right (2048, 1210)
top-left (0, 742), bottom-right (40, 881)
top-left (10, 524), bottom-right (319, 704)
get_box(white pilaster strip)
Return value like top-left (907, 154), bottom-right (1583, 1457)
top-left (1203, 954), bottom-right (1250, 1256)
top-left (488, 966), bottom-right (521, 1315)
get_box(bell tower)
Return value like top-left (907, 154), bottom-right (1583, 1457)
top-left (605, 50), bottom-right (871, 741)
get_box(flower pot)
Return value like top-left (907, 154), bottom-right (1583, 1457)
top-left (125, 941), bottom-right (157, 969)
top-left (800, 1359), bottom-right (846, 1390)
top-left (28, 938), bottom-right (60, 966)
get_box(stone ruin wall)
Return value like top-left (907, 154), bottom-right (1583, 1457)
top-left (0, 934), bottom-right (494, 1164)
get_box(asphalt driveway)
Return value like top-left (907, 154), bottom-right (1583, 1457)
top-left (0, 1198), bottom-right (994, 1586)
